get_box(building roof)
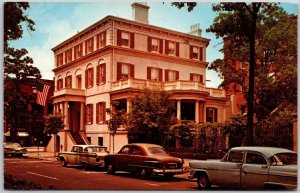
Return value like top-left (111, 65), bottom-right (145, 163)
top-left (52, 15), bottom-right (210, 51)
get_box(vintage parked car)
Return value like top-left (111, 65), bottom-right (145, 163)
top-left (104, 143), bottom-right (184, 178)
top-left (57, 145), bottom-right (109, 169)
top-left (188, 146), bottom-right (297, 190)
top-left (4, 142), bottom-right (28, 157)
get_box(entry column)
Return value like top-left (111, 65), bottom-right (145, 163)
top-left (195, 100), bottom-right (199, 123)
top-left (64, 102), bottom-right (69, 130)
top-left (177, 100), bottom-right (181, 120)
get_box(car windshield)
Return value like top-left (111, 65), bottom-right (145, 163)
top-left (86, 147), bottom-right (107, 153)
top-left (274, 153), bottom-right (297, 165)
top-left (148, 147), bottom-right (168, 155)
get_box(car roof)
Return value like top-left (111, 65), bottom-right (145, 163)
top-left (230, 146), bottom-right (296, 158)
top-left (73, 145), bottom-right (107, 149)
top-left (127, 143), bottom-right (163, 148)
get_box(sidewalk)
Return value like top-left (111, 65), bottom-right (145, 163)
top-left (25, 151), bottom-right (193, 180)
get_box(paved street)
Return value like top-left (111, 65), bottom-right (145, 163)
top-left (4, 155), bottom-right (198, 190)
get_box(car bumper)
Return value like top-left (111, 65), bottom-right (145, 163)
top-left (152, 168), bottom-right (184, 174)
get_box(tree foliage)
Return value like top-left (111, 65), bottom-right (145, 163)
top-left (4, 2), bottom-right (35, 52)
top-left (44, 114), bottom-right (65, 135)
top-left (126, 88), bottom-right (178, 145)
top-left (4, 3), bottom-right (40, 142)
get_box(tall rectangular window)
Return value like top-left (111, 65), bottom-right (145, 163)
top-left (57, 78), bottom-right (63, 90)
top-left (85, 104), bottom-right (93, 124)
top-left (65, 49), bottom-right (72, 63)
top-left (97, 63), bottom-right (106, 84)
top-left (65, 75), bottom-right (72, 88)
top-left (98, 137), bottom-right (103, 146)
top-left (76, 75), bottom-right (82, 89)
top-left (147, 67), bottom-right (162, 81)
top-left (96, 102), bottom-right (106, 123)
top-left (151, 38), bottom-right (159, 52)
top-left (97, 31), bottom-right (106, 48)
top-left (206, 107), bottom-right (218, 123)
top-left (74, 43), bottom-right (83, 59)
top-left (57, 53), bottom-right (63, 67)
top-left (85, 37), bottom-right (94, 54)
top-left (85, 68), bottom-right (94, 88)
top-left (168, 41), bottom-right (176, 55)
top-left (165, 69), bottom-right (179, 81)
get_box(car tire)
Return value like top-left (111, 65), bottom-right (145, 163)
top-left (197, 174), bottom-right (211, 190)
top-left (107, 164), bottom-right (115, 174)
top-left (164, 173), bottom-right (174, 178)
top-left (61, 159), bottom-right (67, 167)
top-left (82, 162), bottom-right (89, 170)
top-left (139, 168), bottom-right (148, 179)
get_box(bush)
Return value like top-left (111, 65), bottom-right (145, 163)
top-left (4, 174), bottom-right (55, 190)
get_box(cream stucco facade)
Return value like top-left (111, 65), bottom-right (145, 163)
top-left (50, 3), bottom-right (230, 153)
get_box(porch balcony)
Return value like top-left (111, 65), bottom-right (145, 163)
top-left (54, 88), bottom-right (85, 97)
top-left (111, 78), bottom-right (225, 98)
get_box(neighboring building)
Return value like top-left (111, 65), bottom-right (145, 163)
top-left (4, 78), bottom-right (54, 146)
top-left (51, 3), bottom-right (230, 153)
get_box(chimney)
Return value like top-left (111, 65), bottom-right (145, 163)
top-left (131, 2), bottom-right (150, 24)
top-left (189, 23), bottom-right (202, 37)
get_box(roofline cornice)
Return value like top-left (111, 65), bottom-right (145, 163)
top-left (52, 15), bottom-right (210, 52)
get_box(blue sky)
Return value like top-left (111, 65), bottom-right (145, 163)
top-left (9, 2), bottom-right (298, 88)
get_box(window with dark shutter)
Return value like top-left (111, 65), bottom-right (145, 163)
top-left (200, 47), bottom-right (203, 61)
top-left (97, 63), bottom-right (106, 84)
top-left (97, 31), bottom-right (106, 49)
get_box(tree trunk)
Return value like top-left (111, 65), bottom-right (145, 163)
top-left (246, 3), bottom-right (260, 146)
top-left (53, 134), bottom-right (57, 156)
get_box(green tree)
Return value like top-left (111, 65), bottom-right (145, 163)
top-left (106, 101), bottom-right (126, 153)
top-left (126, 88), bottom-right (177, 145)
top-left (4, 2), bottom-right (35, 52)
top-left (44, 114), bottom-right (65, 155)
top-left (4, 48), bottom-right (41, 142)
top-left (172, 2), bottom-right (297, 145)
top-left (4, 2), bottom-right (39, 142)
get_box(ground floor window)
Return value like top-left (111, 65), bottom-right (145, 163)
top-left (206, 107), bottom-right (218, 123)
top-left (98, 137), bottom-right (103, 146)
top-left (181, 102), bottom-right (195, 121)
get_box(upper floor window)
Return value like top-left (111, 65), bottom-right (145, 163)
top-left (117, 63), bottom-right (134, 80)
top-left (57, 53), bottom-right (63, 67)
top-left (147, 67), bottom-right (162, 81)
top-left (96, 102), bottom-right (106, 123)
top-left (65, 49), bottom-right (72, 63)
top-left (74, 43), bottom-right (83, 59)
top-left (65, 75), bottom-right (72, 88)
top-left (97, 31), bottom-right (106, 49)
top-left (117, 30), bottom-right (134, 48)
top-left (165, 69), bottom-right (179, 81)
top-left (85, 67), bottom-right (94, 88)
top-left (85, 37), bottom-right (94, 55)
top-left (206, 107), bottom-right (218, 123)
top-left (148, 37), bottom-right (163, 53)
top-left (76, 75), bottom-right (82, 89)
top-left (57, 78), bottom-right (63, 90)
top-left (190, 73), bottom-right (203, 83)
top-left (165, 41), bottom-right (179, 56)
top-left (85, 104), bottom-right (93, 124)
top-left (190, 46), bottom-right (199, 59)
top-left (96, 63), bottom-right (106, 85)
top-left (200, 47), bottom-right (203, 61)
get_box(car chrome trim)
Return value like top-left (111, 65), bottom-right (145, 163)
top-left (152, 168), bottom-right (184, 174)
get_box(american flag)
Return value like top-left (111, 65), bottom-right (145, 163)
top-left (36, 82), bottom-right (51, 106)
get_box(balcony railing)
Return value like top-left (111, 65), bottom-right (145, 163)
top-left (54, 88), bottom-right (85, 97)
top-left (111, 78), bottom-right (226, 98)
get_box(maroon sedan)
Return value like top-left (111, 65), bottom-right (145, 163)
top-left (104, 143), bottom-right (184, 178)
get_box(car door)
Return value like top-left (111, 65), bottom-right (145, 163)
top-left (241, 151), bottom-right (269, 189)
top-left (128, 146), bottom-right (145, 173)
top-left (68, 146), bottom-right (80, 165)
top-left (217, 150), bottom-right (244, 188)
top-left (115, 146), bottom-right (132, 171)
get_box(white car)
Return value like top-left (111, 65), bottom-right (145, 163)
top-left (4, 142), bottom-right (28, 157)
top-left (188, 146), bottom-right (297, 190)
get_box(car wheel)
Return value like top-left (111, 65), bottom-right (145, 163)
top-left (197, 174), bottom-right (211, 190)
top-left (139, 168), bottom-right (148, 179)
top-left (82, 162), bottom-right (89, 170)
top-left (164, 173), bottom-right (174, 178)
top-left (60, 159), bottom-right (67, 167)
top-left (107, 164), bottom-right (115, 174)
